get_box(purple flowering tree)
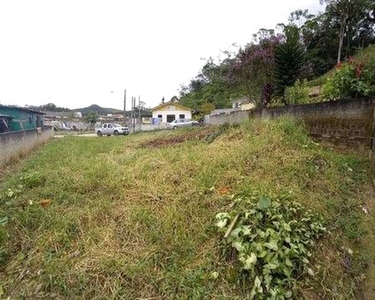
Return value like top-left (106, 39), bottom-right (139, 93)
top-left (226, 34), bottom-right (282, 107)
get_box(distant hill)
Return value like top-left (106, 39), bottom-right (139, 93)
top-left (73, 104), bottom-right (123, 116)
top-left (28, 103), bottom-right (71, 112)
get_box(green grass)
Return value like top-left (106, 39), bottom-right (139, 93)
top-left (0, 119), bottom-right (373, 299)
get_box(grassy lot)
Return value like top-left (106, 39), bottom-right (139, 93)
top-left (0, 119), bottom-right (373, 299)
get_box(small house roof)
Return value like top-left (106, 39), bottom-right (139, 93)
top-left (0, 104), bottom-right (45, 115)
top-left (43, 111), bottom-right (68, 117)
top-left (151, 101), bottom-right (191, 112)
top-left (0, 114), bottom-right (13, 119)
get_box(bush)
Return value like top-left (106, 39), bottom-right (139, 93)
top-left (322, 57), bottom-right (375, 100)
top-left (215, 192), bottom-right (326, 299)
top-left (285, 80), bottom-right (310, 105)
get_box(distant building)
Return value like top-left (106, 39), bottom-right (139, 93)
top-left (0, 105), bottom-right (44, 132)
top-left (231, 97), bottom-right (255, 111)
top-left (151, 101), bottom-right (192, 123)
top-left (43, 111), bottom-right (68, 124)
top-left (101, 114), bottom-right (124, 123)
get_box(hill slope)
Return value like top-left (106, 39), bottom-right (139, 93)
top-left (73, 104), bottom-right (123, 115)
top-left (307, 44), bottom-right (375, 87)
top-left (0, 119), bottom-right (373, 298)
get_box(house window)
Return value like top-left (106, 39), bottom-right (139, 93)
top-left (166, 114), bottom-right (175, 123)
top-left (179, 114), bottom-right (185, 119)
top-left (157, 115), bottom-right (162, 119)
top-left (29, 117), bottom-right (32, 123)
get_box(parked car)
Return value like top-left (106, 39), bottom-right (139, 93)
top-left (96, 123), bottom-right (130, 136)
top-left (168, 119), bottom-right (200, 129)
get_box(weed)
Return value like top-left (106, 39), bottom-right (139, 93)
top-left (216, 192), bottom-right (326, 299)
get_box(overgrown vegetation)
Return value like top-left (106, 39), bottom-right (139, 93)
top-left (284, 80), bottom-right (311, 105)
top-left (322, 55), bottom-right (375, 100)
top-left (178, 0), bottom-right (375, 110)
top-left (0, 119), bottom-right (373, 298)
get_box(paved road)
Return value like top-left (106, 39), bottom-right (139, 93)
top-left (54, 133), bottom-right (97, 138)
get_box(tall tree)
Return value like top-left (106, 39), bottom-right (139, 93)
top-left (274, 26), bottom-right (306, 102)
top-left (323, 0), bottom-right (373, 63)
top-left (226, 33), bottom-right (281, 107)
top-left (179, 58), bottom-right (232, 110)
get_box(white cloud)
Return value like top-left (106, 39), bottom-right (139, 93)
top-left (0, 0), bottom-right (321, 110)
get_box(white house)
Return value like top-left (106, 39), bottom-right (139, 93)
top-left (231, 97), bottom-right (255, 111)
top-left (151, 102), bottom-right (192, 124)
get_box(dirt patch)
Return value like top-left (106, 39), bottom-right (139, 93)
top-left (140, 129), bottom-right (218, 148)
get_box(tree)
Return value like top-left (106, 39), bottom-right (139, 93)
top-left (226, 33), bottom-right (281, 107)
top-left (200, 102), bottom-right (215, 115)
top-left (323, 0), bottom-right (374, 63)
top-left (179, 58), bottom-right (232, 110)
top-left (84, 112), bottom-right (98, 125)
top-left (170, 96), bottom-right (179, 103)
top-left (177, 0), bottom-right (375, 109)
top-left (274, 26), bottom-right (306, 102)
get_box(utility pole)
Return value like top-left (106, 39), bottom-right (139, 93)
top-left (138, 95), bottom-right (141, 131)
top-left (123, 89), bottom-right (126, 125)
top-left (132, 96), bottom-right (136, 133)
top-left (130, 97), bottom-right (133, 132)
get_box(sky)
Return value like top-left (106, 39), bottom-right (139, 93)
top-left (0, 0), bottom-right (322, 110)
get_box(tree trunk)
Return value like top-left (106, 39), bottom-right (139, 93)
top-left (337, 17), bottom-right (347, 64)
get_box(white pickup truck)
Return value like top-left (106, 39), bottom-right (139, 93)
top-left (96, 123), bottom-right (130, 136)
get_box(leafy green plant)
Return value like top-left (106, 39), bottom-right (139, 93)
top-left (215, 192), bottom-right (326, 299)
top-left (285, 79), bottom-right (310, 105)
top-left (322, 58), bottom-right (375, 100)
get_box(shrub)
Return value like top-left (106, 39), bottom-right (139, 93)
top-left (215, 192), bottom-right (326, 299)
top-left (322, 57), bottom-right (375, 100)
top-left (285, 79), bottom-right (310, 105)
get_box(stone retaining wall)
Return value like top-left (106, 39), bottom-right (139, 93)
top-left (205, 99), bottom-right (374, 151)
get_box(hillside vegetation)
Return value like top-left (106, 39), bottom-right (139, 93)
top-left (0, 119), bottom-right (373, 299)
top-left (307, 44), bottom-right (375, 88)
top-left (178, 1), bottom-right (375, 110)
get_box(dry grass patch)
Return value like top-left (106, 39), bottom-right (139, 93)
top-left (0, 119), bottom-right (373, 299)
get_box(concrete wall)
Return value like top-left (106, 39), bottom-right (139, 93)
top-left (135, 124), bottom-right (170, 132)
top-left (205, 110), bottom-right (250, 126)
top-left (0, 126), bottom-right (54, 167)
top-left (205, 98), bottom-right (375, 150)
